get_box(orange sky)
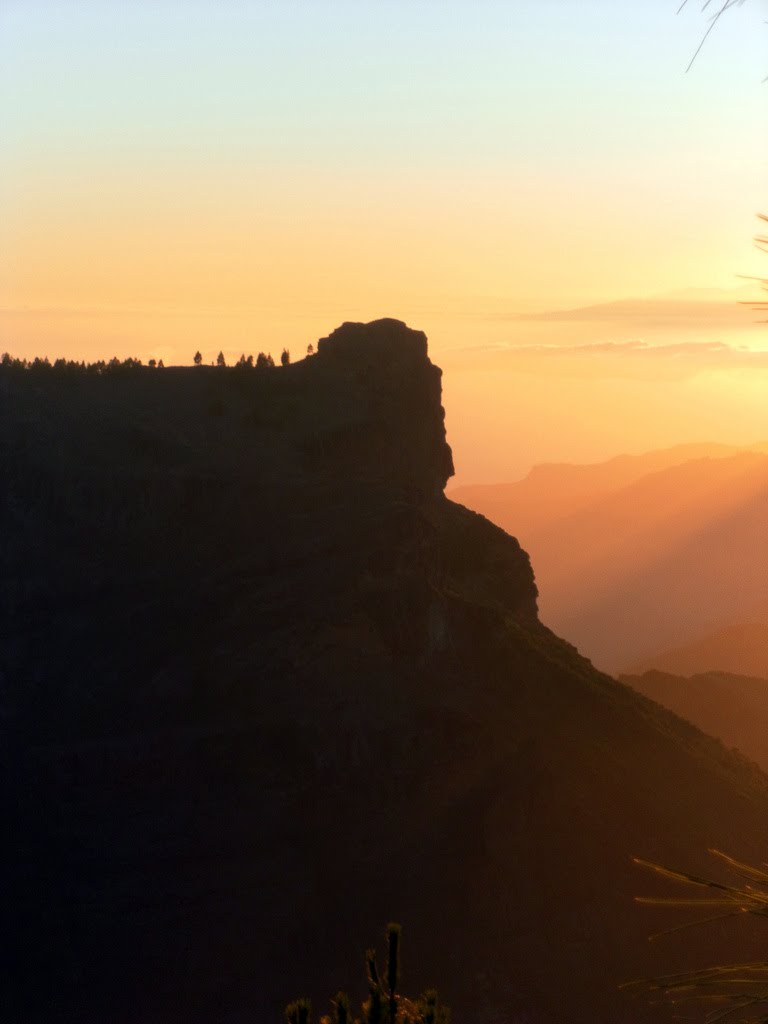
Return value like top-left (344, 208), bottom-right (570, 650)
top-left (1, 1), bottom-right (766, 481)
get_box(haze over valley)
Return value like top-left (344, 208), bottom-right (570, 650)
top-left (452, 441), bottom-right (768, 673)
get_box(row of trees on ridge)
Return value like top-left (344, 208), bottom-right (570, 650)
top-left (0, 354), bottom-right (164, 373)
top-left (196, 343), bottom-right (316, 367)
top-left (0, 343), bottom-right (318, 373)
top-left (196, 348), bottom-right (288, 368)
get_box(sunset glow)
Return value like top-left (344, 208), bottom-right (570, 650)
top-left (6, 6), bottom-right (768, 1019)
top-left (2, 0), bottom-right (767, 479)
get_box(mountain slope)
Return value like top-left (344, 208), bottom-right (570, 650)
top-left (449, 441), bottom-right (768, 539)
top-left (452, 448), bottom-right (768, 671)
top-left (625, 621), bottom-right (768, 678)
top-left (4, 321), bottom-right (768, 1024)
top-left (623, 670), bottom-right (768, 772)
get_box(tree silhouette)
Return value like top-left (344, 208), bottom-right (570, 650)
top-left (193, 350), bottom-right (202, 366)
top-left (281, 348), bottom-right (290, 366)
top-left (216, 351), bottom-right (226, 367)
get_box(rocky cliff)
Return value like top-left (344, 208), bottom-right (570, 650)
top-left (3, 320), bottom-right (768, 1024)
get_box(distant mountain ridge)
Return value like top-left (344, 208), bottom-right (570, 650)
top-left (450, 441), bottom-right (768, 538)
top-left (452, 443), bottom-right (768, 672)
top-left (626, 621), bottom-right (768, 678)
top-left (623, 670), bottom-right (768, 772)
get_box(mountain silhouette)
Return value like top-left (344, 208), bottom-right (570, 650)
top-left (625, 620), bottom-right (768, 678)
top-left (4, 320), bottom-right (768, 1024)
top-left (452, 445), bottom-right (768, 671)
top-left (623, 670), bottom-right (768, 772)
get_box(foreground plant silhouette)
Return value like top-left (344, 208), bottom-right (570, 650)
top-left (286, 923), bottom-right (449, 1024)
top-left (678, 0), bottom-right (751, 74)
top-left (625, 849), bottom-right (768, 1021)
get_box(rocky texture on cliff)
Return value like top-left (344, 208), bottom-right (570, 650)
top-left (3, 320), bottom-right (768, 1024)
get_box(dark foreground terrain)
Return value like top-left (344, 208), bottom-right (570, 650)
top-left (3, 320), bottom-right (768, 1023)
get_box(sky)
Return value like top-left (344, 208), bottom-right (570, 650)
top-left (1, 0), bottom-right (767, 481)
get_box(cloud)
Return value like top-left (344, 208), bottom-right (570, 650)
top-left (527, 339), bottom-right (768, 359)
top-left (446, 338), bottom-right (768, 381)
top-left (511, 291), bottom-right (765, 330)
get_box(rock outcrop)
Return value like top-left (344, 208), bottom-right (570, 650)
top-left (315, 318), bottom-right (455, 496)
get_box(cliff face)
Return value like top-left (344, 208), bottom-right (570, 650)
top-left (3, 321), bottom-right (768, 1024)
top-left (315, 318), bottom-right (455, 496)
top-left (1, 319), bottom-right (536, 729)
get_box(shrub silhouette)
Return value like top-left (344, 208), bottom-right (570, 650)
top-left (386, 923), bottom-right (400, 1022)
top-left (286, 998), bottom-right (312, 1024)
top-left (287, 924), bottom-right (449, 1024)
top-left (333, 991), bottom-right (351, 1024)
top-left (627, 850), bottom-right (768, 1020)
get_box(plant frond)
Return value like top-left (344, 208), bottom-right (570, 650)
top-left (709, 851), bottom-right (768, 885)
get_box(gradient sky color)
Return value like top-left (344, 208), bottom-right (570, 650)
top-left (2, 0), bottom-right (767, 479)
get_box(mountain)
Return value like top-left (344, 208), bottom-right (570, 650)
top-left (451, 447), bottom-right (768, 672)
top-left (625, 621), bottom-right (768, 678)
top-left (4, 320), bottom-right (768, 1024)
top-left (622, 671), bottom-right (768, 772)
top-left (449, 442), bottom-right (763, 540)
